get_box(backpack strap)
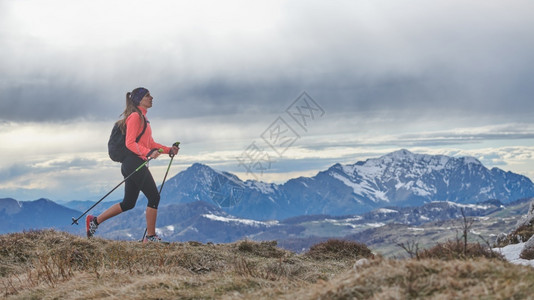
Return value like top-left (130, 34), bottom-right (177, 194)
top-left (135, 114), bottom-right (148, 143)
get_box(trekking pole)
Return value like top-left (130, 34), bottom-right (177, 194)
top-left (71, 149), bottom-right (163, 225)
top-left (141, 141), bottom-right (180, 241)
top-left (159, 142), bottom-right (180, 194)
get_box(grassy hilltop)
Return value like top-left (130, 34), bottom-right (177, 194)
top-left (1, 230), bottom-right (534, 299)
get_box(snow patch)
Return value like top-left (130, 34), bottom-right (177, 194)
top-left (412, 187), bottom-right (432, 197)
top-left (330, 172), bottom-right (388, 203)
top-left (408, 227), bottom-right (424, 231)
top-left (493, 243), bottom-right (534, 267)
top-left (202, 214), bottom-right (278, 227)
top-left (433, 201), bottom-right (491, 210)
top-left (324, 219), bottom-right (360, 228)
top-left (463, 156), bottom-right (481, 165)
top-left (365, 222), bottom-right (385, 228)
top-left (248, 181), bottom-right (276, 194)
top-left (331, 173), bottom-right (361, 194)
top-left (376, 208), bottom-right (398, 214)
top-left (374, 190), bottom-right (389, 202)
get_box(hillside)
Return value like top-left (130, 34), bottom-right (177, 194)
top-left (2, 230), bottom-right (534, 299)
top-left (72, 199), bottom-right (531, 257)
top-left (3, 197), bottom-right (531, 258)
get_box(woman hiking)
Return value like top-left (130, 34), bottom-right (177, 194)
top-left (86, 87), bottom-right (179, 242)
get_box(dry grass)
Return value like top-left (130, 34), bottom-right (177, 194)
top-left (0, 230), bottom-right (351, 299)
top-left (495, 222), bottom-right (534, 247)
top-left (520, 243), bottom-right (534, 260)
top-left (418, 240), bottom-right (504, 261)
top-left (304, 239), bottom-right (374, 261)
top-left (286, 258), bottom-right (534, 300)
top-left (237, 240), bottom-right (287, 258)
top-left (1, 230), bottom-right (532, 299)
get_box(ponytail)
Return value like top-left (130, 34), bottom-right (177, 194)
top-left (117, 89), bottom-right (145, 133)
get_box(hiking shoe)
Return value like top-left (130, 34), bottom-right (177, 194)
top-left (86, 215), bottom-right (98, 238)
top-left (143, 235), bottom-right (163, 243)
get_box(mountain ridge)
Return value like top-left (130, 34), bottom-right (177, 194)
top-left (0, 197), bottom-right (81, 234)
top-left (3, 149), bottom-right (534, 250)
top-left (155, 149), bottom-right (534, 220)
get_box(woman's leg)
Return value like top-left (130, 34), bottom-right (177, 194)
top-left (138, 168), bottom-right (160, 236)
top-left (146, 207), bottom-right (158, 236)
top-left (118, 155), bottom-right (144, 212)
top-left (94, 155), bottom-right (161, 237)
top-left (96, 203), bottom-right (123, 224)
top-left (97, 156), bottom-right (143, 225)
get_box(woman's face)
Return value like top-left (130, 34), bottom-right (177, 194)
top-left (139, 92), bottom-right (153, 109)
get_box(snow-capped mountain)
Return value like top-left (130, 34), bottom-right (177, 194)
top-left (324, 149), bottom-right (534, 206)
top-left (158, 163), bottom-right (285, 220)
top-left (154, 149), bottom-right (534, 220)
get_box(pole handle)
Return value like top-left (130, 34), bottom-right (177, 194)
top-left (146, 148), bottom-right (163, 159)
top-left (170, 141), bottom-right (180, 158)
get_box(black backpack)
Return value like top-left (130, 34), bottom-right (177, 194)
top-left (108, 115), bottom-right (147, 162)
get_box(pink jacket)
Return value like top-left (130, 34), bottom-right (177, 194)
top-left (125, 107), bottom-right (171, 160)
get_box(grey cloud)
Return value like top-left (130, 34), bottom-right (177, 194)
top-left (3, 66), bottom-right (534, 125)
top-left (394, 132), bottom-right (534, 148)
top-left (0, 164), bottom-right (35, 182)
top-left (45, 158), bottom-right (100, 170)
top-left (2, 80), bottom-right (120, 121)
top-left (303, 123), bottom-right (534, 151)
top-left (1, 0), bottom-right (534, 126)
top-left (0, 157), bottom-right (101, 183)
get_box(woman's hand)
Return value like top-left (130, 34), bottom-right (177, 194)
top-left (170, 145), bottom-right (180, 156)
top-left (148, 149), bottom-right (162, 159)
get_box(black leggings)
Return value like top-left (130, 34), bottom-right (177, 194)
top-left (119, 155), bottom-right (160, 211)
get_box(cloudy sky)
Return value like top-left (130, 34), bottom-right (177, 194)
top-left (1, 0), bottom-right (534, 202)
